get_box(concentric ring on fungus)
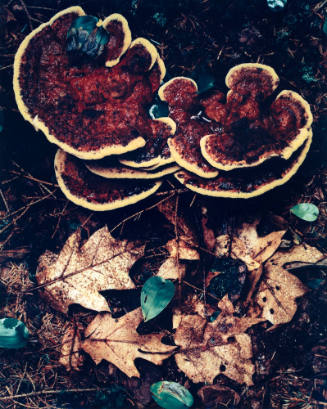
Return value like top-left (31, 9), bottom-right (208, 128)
top-left (14, 7), bottom-right (170, 160)
top-left (55, 150), bottom-right (162, 211)
top-left (174, 129), bottom-right (312, 199)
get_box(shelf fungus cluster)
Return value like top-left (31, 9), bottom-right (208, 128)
top-left (159, 63), bottom-right (313, 198)
top-left (14, 7), bottom-right (313, 209)
top-left (13, 7), bottom-right (178, 210)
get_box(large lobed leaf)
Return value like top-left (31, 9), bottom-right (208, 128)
top-left (82, 308), bottom-right (176, 378)
top-left (36, 226), bottom-right (145, 313)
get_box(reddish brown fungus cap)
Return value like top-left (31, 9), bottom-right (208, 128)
top-left (175, 129), bottom-right (312, 199)
top-left (158, 77), bottom-right (219, 178)
top-left (14, 7), bottom-right (168, 160)
top-left (158, 64), bottom-right (312, 177)
top-left (55, 150), bottom-right (162, 211)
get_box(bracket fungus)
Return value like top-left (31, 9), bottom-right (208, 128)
top-left (14, 9), bottom-right (313, 207)
top-left (55, 150), bottom-right (162, 211)
top-left (159, 63), bottom-right (313, 198)
top-left (13, 7), bottom-right (171, 160)
top-left (14, 7), bottom-right (179, 210)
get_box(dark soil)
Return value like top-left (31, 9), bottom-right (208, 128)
top-left (0, 0), bottom-right (327, 408)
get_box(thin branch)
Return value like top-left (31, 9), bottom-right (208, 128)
top-left (0, 388), bottom-right (102, 401)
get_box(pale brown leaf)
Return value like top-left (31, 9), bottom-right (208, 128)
top-left (36, 226), bottom-right (145, 313)
top-left (215, 219), bottom-right (286, 271)
top-left (82, 308), bottom-right (176, 378)
top-left (173, 296), bottom-right (259, 385)
top-left (254, 244), bottom-right (324, 325)
top-left (156, 257), bottom-right (186, 280)
top-left (59, 323), bottom-right (84, 372)
top-left (166, 238), bottom-right (200, 261)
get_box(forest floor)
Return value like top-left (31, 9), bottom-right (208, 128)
top-left (0, 0), bottom-right (327, 408)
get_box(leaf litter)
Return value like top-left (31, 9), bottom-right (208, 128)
top-left (33, 215), bottom-right (327, 398)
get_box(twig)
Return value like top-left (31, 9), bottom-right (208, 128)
top-left (51, 201), bottom-right (69, 239)
top-left (110, 192), bottom-right (176, 234)
top-left (0, 189), bottom-right (9, 213)
top-left (18, 0), bottom-right (33, 32)
top-left (0, 388), bottom-right (102, 401)
top-left (0, 190), bottom-right (56, 235)
top-left (174, 194), bottom-right (182, 306)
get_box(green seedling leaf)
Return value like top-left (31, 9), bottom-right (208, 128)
top-left (150, 381), bottom-right (194, 409)
top-left (0, 318), bottom-right (29, 349)
top-left (290, 203), bottom-right (319, 222)
top-left (323, 20), bottom-right (327, 37)
top-left (67, 15), bottom-right (110, 58)
top-left (196, 71), bottom-right (215, 94)
top-left (149, 101), bottom-right (169, 119)
top-left (267, 0), bottom-right (287, 11)
top-left (141, 276), bottom-right (175, 322)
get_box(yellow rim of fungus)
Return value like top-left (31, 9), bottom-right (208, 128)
top-left (54, 150), bottom-right (162, 211)
top-left (200, 89), bottom-right (313, 170)
top-left (158, 76), bottom-right (198, 102)
top-left (225, 62), bottom-right (280, 92)
top-left (85, 162), bottom-right (180, 179)
top-left (157, 56), bottom-right (166, 82)
top-left (129, 38), bottom-right (158, 71)
top-left (276, 90), bottom-right (313, 159)
top-left (13, 7), bottom-right (147, 160)
top-left (103, 13), bottom-right (132, 67)
top-left (175, 129), bottom-right (312, 199)
top-left (168, 138), bottom-right (219, 179)
top-left (119, 117), bottom-right (176, 168)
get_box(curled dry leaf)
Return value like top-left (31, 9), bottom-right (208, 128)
top-left (82, 308), bottom-right (176, 378)
top-left (157, 257), bottom-right (186, 281)
top-left (197, 384), bottom-right (240, 409)
top-left (166, 238), bottom-right (200, 261)
top-left (173, 296), bottom-right (260, 385)
top-left (59, 322), bottom-right (84, 372)
top-left (254, 244), bottom-right (324, 325)
top-left (215, 219), bottom-right (286, 271)
top-left (36, 226), bottom-right (145, 313)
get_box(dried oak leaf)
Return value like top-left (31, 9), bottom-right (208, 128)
top-left (173, 296), bottom-right (260, 385)
top-left (36, 226), bottom-right (145, 313)
top-left (254, 244), bottom-right (324, 325)
top-left (215, 219), bottom-right (286, 271)
top-left (59, 322), bottom-right (84, 372)
top-left (82, 308), bottom-right (176, 378)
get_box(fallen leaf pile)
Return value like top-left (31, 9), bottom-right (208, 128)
top-left (35, 219), bottom-right (326, 388)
